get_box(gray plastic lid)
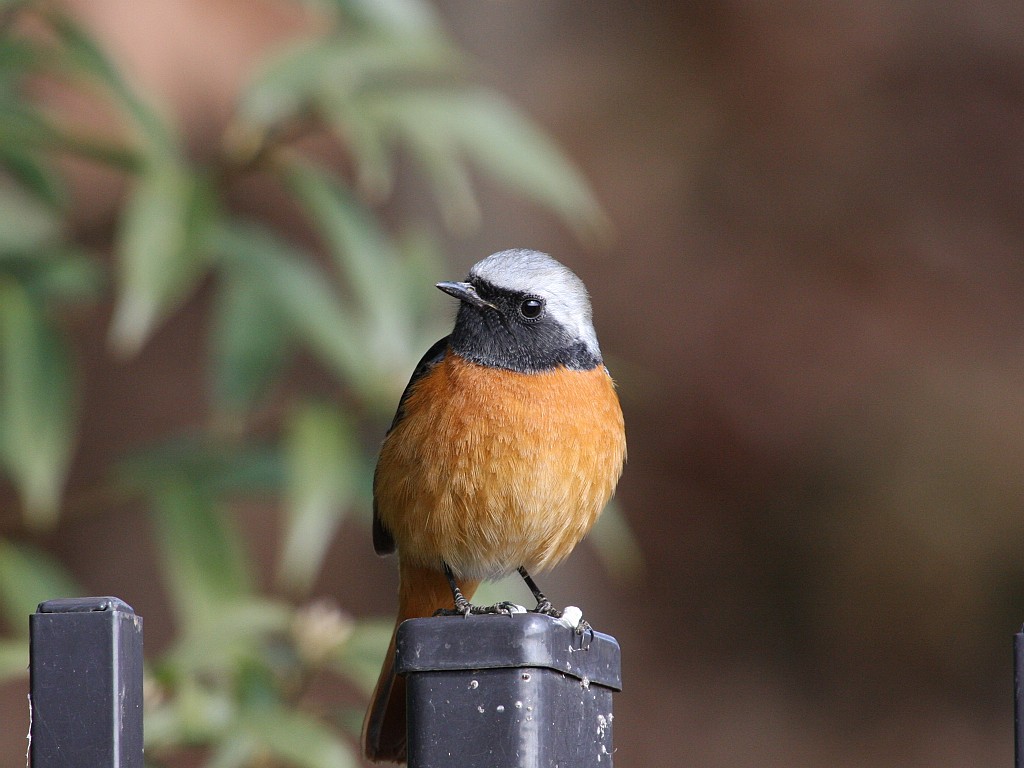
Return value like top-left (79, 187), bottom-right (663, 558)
top-left (37, 596), bottom-right (134, 614)
top-left (395, 612), bottom-right (622, 690)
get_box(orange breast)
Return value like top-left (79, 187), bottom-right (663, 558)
top-left (374, 353), bottom-right (626, 580)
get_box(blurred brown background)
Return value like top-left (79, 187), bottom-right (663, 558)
top-left (7, 0), bottom-right (1024, 765)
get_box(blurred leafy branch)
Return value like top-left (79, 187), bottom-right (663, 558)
top-left (0, 1), bottom-right (624, 765)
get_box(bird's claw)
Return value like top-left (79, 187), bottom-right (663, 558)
top-left (434, 600), bottom-right (526, 618)
top-left (531, 599), bottom-right (562, 618)
top-left (552, 605), bottom-right (592, 637)
top-left (433, 593), bottom-right (473, 617)
top-left (471, 600), bottom-right (524, 615)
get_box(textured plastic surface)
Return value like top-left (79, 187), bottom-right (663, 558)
top-left (30, 596), bottom-right (144, 767)
top-left (396, 613), bottom-right (620, 767)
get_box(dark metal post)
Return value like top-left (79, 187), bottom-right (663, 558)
top-left (29, 597), bottom-right (144, 768)
top-left (1016, 627), bottom-right (1024, 768)
top-left (396, 612), bottom-right (621, 767)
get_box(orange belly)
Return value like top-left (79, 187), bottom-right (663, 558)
top-left (374, 353), bottom-right (626, 580)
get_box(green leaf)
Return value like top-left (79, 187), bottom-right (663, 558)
top-left (0, 97), bottom-right (141, 171)
top-left (277, 402), bottom-right (359, 595)
top-left (238, 34), bottom-right (459, 130)
top-left (48, 10), bottom-right (172, 154)
top-left (144, 676), bottom-right (236, 748)
top-left (369, 89), bottom-right (609, 242)
top-left (240, 706), bottom-right (357, 768)
top-left (109, 161), bottom-right (212, 354)
top-left (0, 246), bottom-right (104, 306)
top-left (209, 270), bottom-right (291, 417)
top-left (147, 480), bottom-right (253, 626)
top-left (328, 0), bottom-right (444, 39)
top-left (380, 111), bottom-right (479, 233)
top-left (0, 180), bottom-right (60, 252)
top-left (0, 36), bottom-right (48, 84)
top-left (22, 246), bottom-right (104, 303)
top-left (282, 161), bottom-right (411, 370)
top-left (392, 227), bottom-right (446, 323)
top-left (284, 162), bottom-right (393, 306)
top-left (0, 145), bottom-right (66, 209)
top-left (328, 618), bottom-right (392, 694)
top-left (205, 734), bottom-right (258, 768)
top-left (0, 280), bottom-right (75, 526)
top-left (0, 97), bottom-right (50, 148)
top-left (117, 436), bottom-right (284, 497)
top-left (209, 220), bottom-right (373, 395)
top-left (322, 101), bottom-right (394, 199)
top-left (167, 598), bottom-right (292, 675)
top-left (0, 639), bottom-right (27, 681)
top-left (0, 539), bottom-right (80, 635)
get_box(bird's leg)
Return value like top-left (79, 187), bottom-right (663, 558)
top-left (516, 567), bottom-right (590, 635)
top-left (517, 566), bottom-right (561, 618)
top-left (440, 562), bottom-right (472, 616)
top-left (433, 562), bottom-right (516, 617)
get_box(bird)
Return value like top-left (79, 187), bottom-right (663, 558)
top-left (361, 248), bottom-right (627, 763)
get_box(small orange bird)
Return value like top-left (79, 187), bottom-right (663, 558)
top-left (361, 249), bottom-right (626, 763)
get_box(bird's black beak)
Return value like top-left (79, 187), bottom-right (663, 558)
top-left (436, 281), bottom-right (496, 311)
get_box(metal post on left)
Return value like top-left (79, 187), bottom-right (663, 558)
top-left (29, 597), bottom-right (144, 768)
top-left (1016, 627), bottom-right (1024, 768)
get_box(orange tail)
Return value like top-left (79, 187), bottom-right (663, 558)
top-left (361, 561), bottom-right (479, 763)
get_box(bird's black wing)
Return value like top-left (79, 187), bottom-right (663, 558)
top-left (372, 336), bottom-right (450, 555)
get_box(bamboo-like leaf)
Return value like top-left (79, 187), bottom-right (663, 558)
top-left (368, 89), bottom-right (610, 243)
top-left (118, 436), bottom-right (284, 497)
top-left (282, 161), bottom-right (412, 371)
top-left (420, 139), bottom-right (481, 233)
top-left (0, 36), bottom-right (47, 84)
top-left (393, 228), bottom-right (446, 323)
top-left (327, 618), bottom-right (393, 694)
top-left (444, 91), bottom-right (610, 243)
top-left (0, 145), bottom-right (66, 210)
top-left (0, 85), bottom-right (141, 172)
top-left (0, 97), bottom-right (50, 148)
top-left (147, 480), bottom-right (253, 626)
top-left (20, 245), bottom-right (104, 303)
top-left (322, 101), bottom-right (394, 199)
top-left (284, 162), bottom-right (395, 304)
top-left (0, 280), bottom-right (75, 527)
top-left (168, 598), bottom-right (292, 675)
top-left (0, 180), bottom-right (60, 252)
top-left (209, 220), bottom-right (373, 395)
top-left (0, 639), bottom-right (27, 682)
top-left (0, 245), bottom-right (104, 307)
top-left (358, 91), bottom-right (480, 231)
top-left (108, 161), bottom-right (212, 354)
top-left (239, 36), bottom-right (458, 131)
top-left (205, 734), bottom-right (258, 768)
top-left (209, 270), bottom-right (291, 417)
top-left (0, 539), bottom-right (80, 635)
top-left (144, 676), bottom-right (236, 748)
top-left (240, 706), bottom-right (357, 768)
top-left (47, 10), bottom-right (171, 153)
top-left (329, 0), bottom-right (444, 39)
top-left (277, 402), bottom-right (358, 595)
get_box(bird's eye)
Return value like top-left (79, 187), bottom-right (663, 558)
top-left (519, 297), bottom-right (544, 320)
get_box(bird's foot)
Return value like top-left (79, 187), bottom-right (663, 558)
top-left (544, 604), bottom-right (592, 637)
top-left (473, 600), bottom-right (526, 616)
top-left (434, 600), bottom-right (525, 618)
top-left (531, 598), bottom-right (561, 618)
